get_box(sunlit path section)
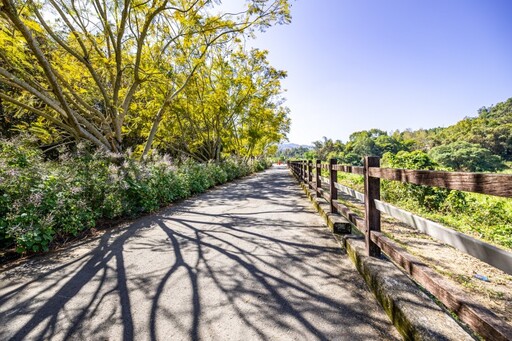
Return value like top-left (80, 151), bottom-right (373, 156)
top-left (0, 165), bottom-right (399, 340)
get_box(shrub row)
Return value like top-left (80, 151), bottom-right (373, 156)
top-left (0, 139), bottom-right (271, 253)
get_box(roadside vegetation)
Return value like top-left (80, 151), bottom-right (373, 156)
top-left (0, 1), bottom-right (289, 257)
top-left (0, 137), bottom-right (271, 254)
top-left (333, 152), bottom-right (512, 250)
top-left (298, 97), bottom-right (512, 250)
top-left (280, 97), bottom-right (512, 170)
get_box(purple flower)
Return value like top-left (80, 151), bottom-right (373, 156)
top-left (28, 192), bottom-right (43, 206)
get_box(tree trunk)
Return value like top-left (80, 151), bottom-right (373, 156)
top-left (141, 106), bottom-right (165, 158)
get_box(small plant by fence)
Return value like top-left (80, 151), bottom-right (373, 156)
top-left (288, 158), bottom-right (512, 340)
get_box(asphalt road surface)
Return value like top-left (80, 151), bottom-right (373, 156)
top-left (0, 165), bottom-right (399, 340)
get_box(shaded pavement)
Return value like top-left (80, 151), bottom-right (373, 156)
top-left (0, 166), bottom-right (399, 340)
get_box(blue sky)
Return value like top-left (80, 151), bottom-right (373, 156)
top-left (245, 0), bottom-right (512, 145)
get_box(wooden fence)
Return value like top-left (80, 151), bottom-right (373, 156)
top-left (288, 158), bottom-right (512, 340)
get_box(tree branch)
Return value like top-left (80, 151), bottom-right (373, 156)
top-left (0, 92), bottom-right (76, 135)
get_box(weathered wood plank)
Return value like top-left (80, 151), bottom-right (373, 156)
top-left (332, 164), bottom-right (364, 175)
top-left (369, 168), bottom-right (512, 197)
top-left (333, 201), bottom-right (366, 232)
top-left (316, 160), bottom-right (322, 197)
top-left (308, 160), bottom-right (313, 189)
top-left (371, 231), bottom-right (512, 341)
top-left (365, 157), bottom-right (381, 257)
top-left (329, 159), bottom-right (338, 214)
top-left (322, 191), bottom-right (331, 203)
top-left (318, 169), bottom-right (367, 232)
top-left (315, 186), bottom-right (330, 203)
top-left (302, 160), bottom-right (307, 184)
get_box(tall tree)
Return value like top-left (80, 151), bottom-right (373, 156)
top-left (429, 141), bottom-right (504, 172)
top-left (155, 46), bottom-right (289, 161)
top-left (0, 0), bottom-right (290, 154)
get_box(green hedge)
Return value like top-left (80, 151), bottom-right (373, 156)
top-left (0, 139), bottom-right (271, 253)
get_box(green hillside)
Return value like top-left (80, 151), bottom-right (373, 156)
top-left (288, 96), bottom-right (512, 172)
top-left (282, 97), bottom-right (512, 250)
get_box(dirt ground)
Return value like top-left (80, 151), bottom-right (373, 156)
top-left (337, 192), bottom-right (512, 325)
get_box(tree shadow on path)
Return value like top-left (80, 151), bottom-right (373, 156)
top-left (0, 167), bottom-right (405, 340)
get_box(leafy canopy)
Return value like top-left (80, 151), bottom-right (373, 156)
top-left (0, 0), bottom-right (291, 157)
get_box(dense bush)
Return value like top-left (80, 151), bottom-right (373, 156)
top-left (382, 150), bottom-right (452, 210)
top-left (0, 139), bottom-right (270, 254)
top-left (429, 141), bottom-right (505, 172)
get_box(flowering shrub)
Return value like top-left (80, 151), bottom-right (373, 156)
top-left (0, 139), bottom-right (271, 254)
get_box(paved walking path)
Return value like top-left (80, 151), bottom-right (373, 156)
top-left (0, 166), bottom-right (399, 340)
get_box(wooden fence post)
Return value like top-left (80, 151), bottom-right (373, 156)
top-left (329, 158), bottom-right (338, 214)
top-left (300, 160), bottom-right (304, 182)
top-left (305, 160), bottom-right (308, 184)
top-left (303, 160), bottom-right (307, 183)
top-left (308, 160), bottom-right (313, 188)
top-left (364, 156), bottom-right (381, 257)
top-left (316, 159), bottom-right (321, 196)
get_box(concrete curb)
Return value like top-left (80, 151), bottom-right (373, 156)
top-left (298, 181), bottom-right (475, 340)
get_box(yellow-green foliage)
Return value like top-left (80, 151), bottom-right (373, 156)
top-left (0, 0), bottom-right (290, 157)
top-left (0, 138), bottom-right (271, 254)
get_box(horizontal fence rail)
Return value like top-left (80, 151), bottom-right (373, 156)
top-left (287, 158), bottom-right (512, 340)
top-left (369, 168), bottom-right (512, 198)
top-left (335, 182), bottom-right (366, 203)
top-left (332, 164), bottom-right (364, 174)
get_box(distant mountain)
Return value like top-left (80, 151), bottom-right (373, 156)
top-left (278, 143), bottom-right (313, 151)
